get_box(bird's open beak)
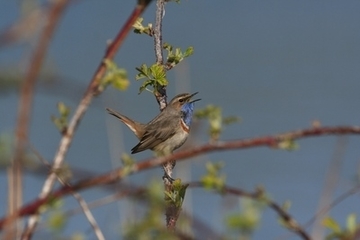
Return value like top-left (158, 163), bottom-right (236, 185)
top-left (189, 92), bottom-right (201, 103)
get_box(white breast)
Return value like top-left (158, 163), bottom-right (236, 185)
top-left (154, 127), bottom-right (189, 155)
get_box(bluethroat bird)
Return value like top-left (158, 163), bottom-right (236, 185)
top-left (106, 92), bottom-right (200, 180)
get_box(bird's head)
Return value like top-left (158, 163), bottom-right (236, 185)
top-left (168, 92), bottom-right (201, 110)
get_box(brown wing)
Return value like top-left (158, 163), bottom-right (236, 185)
top-left (131, 117), bottom-right (178, 154)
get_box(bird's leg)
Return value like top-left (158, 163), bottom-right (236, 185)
top-left (155, 151), bottom-right (176, 183)
top-left (162, 160), bottom-right (175, 183)
top-left (162, 171), bottom-right (175, 183)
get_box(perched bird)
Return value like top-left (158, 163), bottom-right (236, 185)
top-left (106, 92), bottom-right (200, 179)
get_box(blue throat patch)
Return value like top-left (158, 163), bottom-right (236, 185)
top-left (181, 102), bottom-right (195, 126)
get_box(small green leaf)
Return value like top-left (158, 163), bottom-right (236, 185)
top-left (226, 198), bottom-right (264, 235)
top-left (135, 64), bottom-right (150, 80)
top-left (201, 162), bottom-right (226, 191)
top-left (163, 43), bottom-right (195, 69)
top-left (58, 102), bottom-right (70, 116)
top-left (51, 102), bottom-right (70, 134)
top-left (183, 46), bottom-right (194, 57)
top-left (206, 161), bottom-right (223, 175)
top-left (120, 153), bottom-right (136, 177)
top-left (48, 211), bottom-right (67, 231)
top-left (281, 200), bottom-right (292, 211)
top-left (277, 139), bottom-right (299, 151)
top-left (171, 179), bottom-right (188, 207)
top-left (111, 73), bottom-right (130, 91)
top-left (70, 232), bottom-right (85, 240)
top-left (101, 59), bottom-right (129, 92)
top-left (135, 64), bottom-right (168, 94)
top-left (163, 42), bottom-right (172, 51)
top-left (223, 116), bottom-right (241, 125)
top-left (121, 153), bottom-right (135, 166)
top-left (346, 214), bottom-right (357, 234)
top-left (195, 105), bottom-right (222, 141)
top-left (149, 64), bottom-right (166, 80)
top-left (132, 17), bottom-right (153, 36)
top-left (138, 79), bottom-right (154, 94)
top-left (164, 179), bottom-right (188, 208)
top-left (323, 217), bottom-right (341, 234)
top-left (195, 105), bottom-right (239, 141)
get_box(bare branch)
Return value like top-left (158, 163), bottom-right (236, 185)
top-left (30, 143), bottom-right (105, 240)
top-left (154, 0), bottom-right (165, 64)
top-left (5, 1), bottom-right (70, 239)
top-left (152, 1), bottom-right (178, 229)
top-left (68, 191), bottom-right (105, 240)
top-left (189, 182), bottom-right (311, 240)
top-left (1, 125), bottom-right (359, 230)
top-left (311, 136), bottom-right (348, 239)
top-left (153, 0), bottom-right (168, 110)
top-left (305, 184), bottom-right (360, 230)
top-left (22, 1), bottom-right (153, 237)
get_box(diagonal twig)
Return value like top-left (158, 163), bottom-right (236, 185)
top-left (31, 142), bottom-right (105, 240)
top-left (310, 136), bottom-right (348, 239)
top-left (189, 182), bottom-right (311, 240)
top-left (21, 1), bottom-right (153, 238)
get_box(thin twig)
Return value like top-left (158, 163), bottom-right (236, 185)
top-left (61, 185), bottom-right (220, 239)
top-left (305, 184), bottom-right (360, 231)
top-left (66, 190), bottom-right (105, 240)
top-left (71, 194), bottom-right (223, 239)
top-left (22, 1), bottom-right (153, 238)
top-left (30, 142), bottom-right (105, 240)
top-left (189, 182), bottom-right (311, 240)
top-left (154, 0), bottom-right (165, 64)
top-left (311, 136), bottom-right (347, 239)
top-left (5, 1), bottom-right (70, 240)
top-left (153, 0), bottom-right (167, 110)
top-left (2, 125), bottom-right (360, 229)
top-left (268, 202), bottom-right (311, 240)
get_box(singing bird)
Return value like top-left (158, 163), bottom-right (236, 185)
top-left (106, 92), bottom-right (200, 157)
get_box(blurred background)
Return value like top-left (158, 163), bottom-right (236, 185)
top-left (1, 0), bottom-right (360, 239)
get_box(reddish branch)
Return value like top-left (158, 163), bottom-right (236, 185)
top-left (21, 1), bottom-right (153, 238)
top-left (1, 125), bottom-right (359, 231)
top-left (7, 1), bottom-right (70, 239)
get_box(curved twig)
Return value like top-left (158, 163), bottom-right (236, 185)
top-left (189, 182), bottom-right (311, 240)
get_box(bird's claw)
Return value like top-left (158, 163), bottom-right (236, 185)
top-left (162, 173), bottom-right (175, 183)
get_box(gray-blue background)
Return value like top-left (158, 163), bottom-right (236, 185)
top-left (1, 1), bottom-right (360, 239)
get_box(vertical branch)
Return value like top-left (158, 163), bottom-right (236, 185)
top-left (154, 0), bottom-right (165, 64)
top-left (152, 0), bottom-right (180, 230)
top-left (153, 0), bottom-right (167, 110)
top-left (21, 1), bottom-right (153, 239)
top-left (6, 1), bottom-right (70, 239)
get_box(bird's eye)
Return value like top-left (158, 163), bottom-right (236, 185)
top-left (179, 98), bottom-right (184, 103)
